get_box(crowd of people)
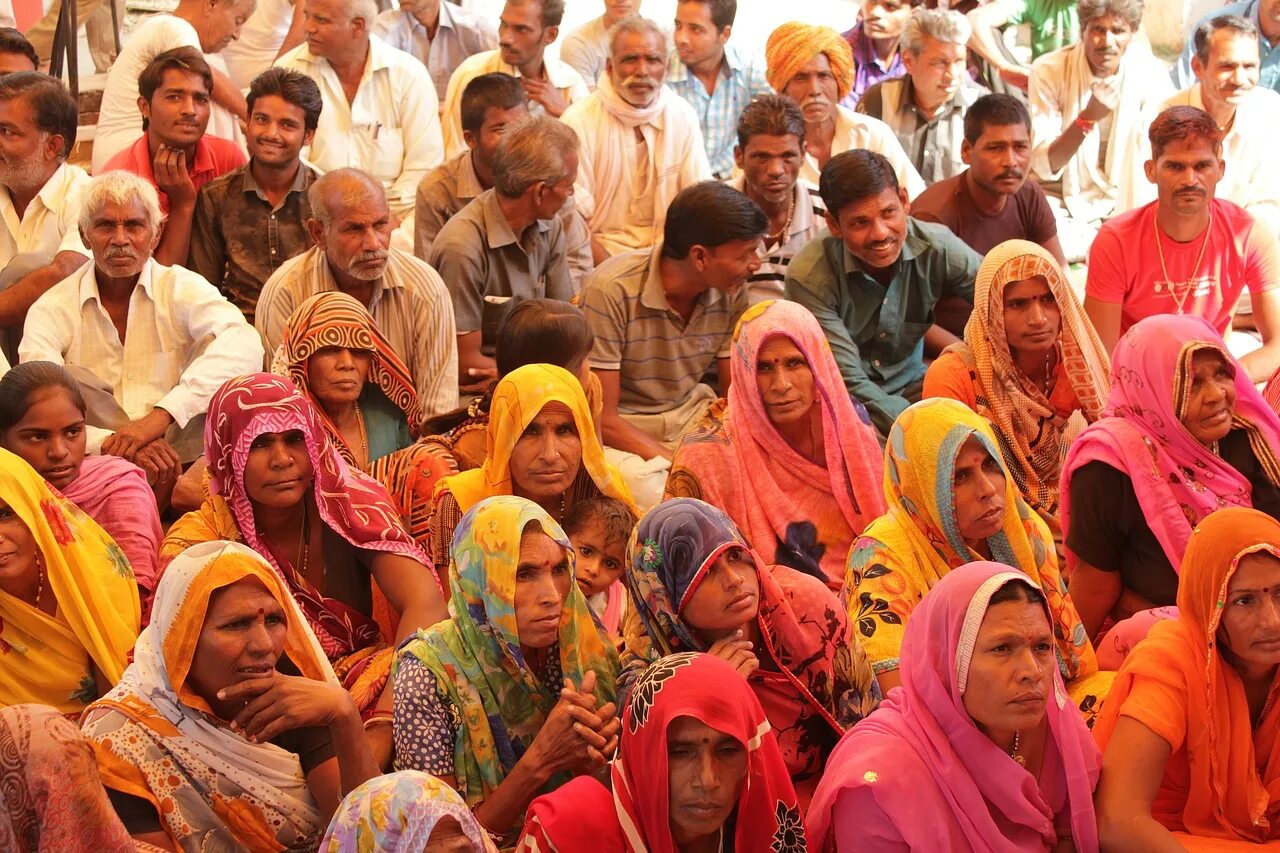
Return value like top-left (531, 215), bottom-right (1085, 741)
top-left (2, 0), bottom-right (1280, 848)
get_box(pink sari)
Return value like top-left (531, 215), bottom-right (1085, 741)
top-left (58, 455), bottom-right (161, 596)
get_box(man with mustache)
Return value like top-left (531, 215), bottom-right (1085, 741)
top-left (256, 169), bottom-right (459, 420)
top-left (1172, 0), bottom-right (1280, 94)
top-left (561, 16), bottom-right (710, 262)
top-left (1085, 106), bottom-right (1280, 383)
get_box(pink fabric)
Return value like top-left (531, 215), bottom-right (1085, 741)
top-left (59, 455), bottom-right (161, 594)
top-left (1060, 314), bottom-right (1280, 572)
top-left (1095, 607), bottom-right (1178, 671)
top-left (601, 580), bottom-right (623, 637)
top-left (806, 562), bottom-right (1101, 853)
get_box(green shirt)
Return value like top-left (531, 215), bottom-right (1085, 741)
top-left (1003, 0), bottom-right (1079, 59)
top-left (784, 219), bottom-right (980, 435)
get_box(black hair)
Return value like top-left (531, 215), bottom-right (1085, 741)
top-left (0, 361), bottom-right (86, 434)
top-left (460, 73), bottom-right (527, 135)
top-left (963, 93), bottom-right (1031, 145)
top-left (1193, 13), bottom-right (1256, 65)
top-left (661, 181), bottom-right (768, 260)
top-left (496, 298), bottom-right (594, 377)
top-left (988, 578), bottom-right (1047, 607)
top-left (0, 28), bottom-right (38, 70)
top-left (247, 67), bottom-right (324, 132)
top-left (681, 0), bottom-right (736, 30)
top-left (562, 497), bottom-right (639, 548)
top-left (736, 93), bottom-right (806, 149)
top-left (0, 72), bottom-right (77, 159)
top-left (818, 150), bottom-right (901, 218)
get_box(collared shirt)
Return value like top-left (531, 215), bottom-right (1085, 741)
top-left (841, 23), bottom-right (906, 110)
top-left (784, 219), bottom-right (980, 435)
top-left (665, 44), bottom-right (772, 178)
top-left (858, 76), bottom-right (988, 186)
top-left (728, 174), bottom-right (826, 303)
top-left (188, 160), bottom-right (317, 323)
top-left (560, 15), bottom-right (611, 90)
top-left (1173, 0), bottom-right (1280, 93)
top-left (102, 134), bottom-right (247, 214)
top-left (581, 241), bottom-right (748, 415)
top-left (372, 1), bottom-right (497, 101)
top-left (799, 105), bottom-right (927, 198)
top-left (276, 37), bottom-right (444, 216)
top-left (19, 259), bottom-right (265, 451)
top-left (0, 162), bottom-right (91, 273)
top-left (428, 188), bottom-right (573, 354)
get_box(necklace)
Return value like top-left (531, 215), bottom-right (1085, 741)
top-left (1154, 210), bottom-right (1214, 315)
top-left (32, 554), bottom-right (45, 610)
top-left (296, 501), bottom-right (312, 584)
top-left (764, 189), bottom-right (796, 248)
top-left (1010, 730), bottom-right (1027, 767)
top-left (352, 400), bottom-right (370, 467)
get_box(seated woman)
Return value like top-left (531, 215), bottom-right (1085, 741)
top-left (923, 240), bottom-right (1110, 541)
top-left (393, 495), bottom-right (619, 844)
top-left (1094, 507), bottom-right (1280, 847)
top-left (321, 771), bottom-right (497, 852)
top-left (0, 361), bottom-right (163, 603)
top-left (162, 374), bottom-right (448, 767)
top-left (82, 540), bottom-right (379, 850)
top-left (808, 563), bottom-right (1102, 850)
top-left (846, 397), bottom-right (1109, 717)
top-left (665, 299), bottom-right (885, 591)
top-left (421, 363), bottom-right (635, 572)
top-left (0, 448), bottom-right (139, 715)
top-left (622, 498), bottom-right (880, 805)
top-left (276, 291), bottom-right (418, 470)
top-left (1061, 315), bottom-right (1280, 642)
top-left (518, 652), bottom-right (805, 852)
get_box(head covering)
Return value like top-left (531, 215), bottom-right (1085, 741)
top-left (808, 563), bottom-right (1102, 853)
top-left (0, 448), bottom-right (139, 714)
top-left (1094, 507), bottom-right (1280, 842)
top-left (83, 541), bottom-right (340, 851)
top-left (765, 22), bottom-right (855, 102)
top-left (1265, 368), bottom-right (1280, 415)
top-left (321, 770), bottom-right (497, 853)
top-left (274, 291), bottom-right (420, 467)
top-left (396, 495), bottom-right (618, 806)
top-left (1061, 315), bottom-right (1280, 571)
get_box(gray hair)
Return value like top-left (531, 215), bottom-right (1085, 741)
top-left (608, 15), bottom-right (668, 58)
top-left (77, 171), bottom-right (163, 234)
top-left (493, 115), bottom-right (579, 198)
top-left (344, 0), bottom-right (378, 27)
top-left (1076, 0), bottom-right (1144, 30)
top-left (308, 168), bottom-right (386, 228)
top-left (900, 9), bottom-right (971, 56)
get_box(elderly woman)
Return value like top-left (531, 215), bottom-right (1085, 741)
top-left (393, 496), bottom-right (619, 844)
top-left (666, 300), bottom-right (884, 591)
top-left (83, 541), bottom-right (379, 850)
top-left (1095, 507), bottom-right (1280, 847)
top-left (321, 771), bottom-right (497, 852)
top-left (0, 448), bottom-right (139, 714)
top-left (1062, 315), bottom-right (1280, 641)
top-left (622, 498), bottom-right (880, 805)
top-left (764, 21), bottom-right (925, 195)
top-left (924, 240), bottom-right (1111, 541)
top-left (275, 291), bottom-right (419, 470)
top-left (808, 563), bottom-right (1102, 850)
top-left (519, 652), bottom-right (805, 851)
top-left (0, 361), bottom-right (162, 600)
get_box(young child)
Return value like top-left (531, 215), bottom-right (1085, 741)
top-left (562, 497), bottom-right (638, 640)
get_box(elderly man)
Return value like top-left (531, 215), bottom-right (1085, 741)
top-left (372, 0), bottom-right (496, 101)
top-left (256, 169), bottom-right (458, 419)
top-left (858, 10), bottom-right (988, 186)
top-left (1172, 0), bottom-right (1280, 93)
top-left (429, 115), bottom-right (577, 391)
top-left (765, 21), bottom-right (925, 197)
top-left (562, 16), bottom-right (710, 262)
top-left (1029, 0), bottom-right (1172, 260)
top-left (19, 171), bottom-right (262, 486)
top-left (440, 0), bottom-right (588, 156)
top-left (560, 0), bottom-right (641, 89)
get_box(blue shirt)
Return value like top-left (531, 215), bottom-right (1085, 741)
top-left (1172, 0), bottom-right (1280, 92)
top-left (666, 44), bottom-right (772, 178)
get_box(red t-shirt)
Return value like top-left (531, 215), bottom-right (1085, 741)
top-left (101, 133), bottom-right (247, 214)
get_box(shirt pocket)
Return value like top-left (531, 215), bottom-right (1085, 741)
top-left (367, 127), bottom-right (406, 183)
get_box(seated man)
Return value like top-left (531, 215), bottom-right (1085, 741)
top-left (276, 0), bottom-right (443, 247)
top-left (103, 48), bottom-right (248, 266)
top-left (0, 28), bottom-right (37, 74)
top-left (729, 93), bottom-right (826, 302)
top-left (857, 9), bottom-right (988, 186)
top-left (560, 0), bottom-right (640, 90)
top-left (256, 169), bottom-right (459, 420)
top-left (372, 0), bottom-right (497, 101)
top-left (1028, 0), bottom-right (1172, 260)
top-left (912, 93), bottom-right (1066, 264)
top-left (18, 171), bottom-right (263, 482)
top-left (562, 16), bottom-right (711, 261)
top-left (189, 68), bottom-right (321, 323)
top-left (967, 0), bottom-right (1078, 90)
top-left (1171, 0), bottom-right (1280, 93)
top-left (580, 181), bottom-right (764, 466)
top-left (220, 0), bottom-right (307, 90)
top-left (1086, 106), bottom-right (1280, 382)
top-left (428, 115), bottom-right (576, 392)
top-left (840, 0), bottom-right (916, 107)
top-left (666, 0), bottom-right (771, 179)
top-left (785, 149), bottom-right (980, 436)
top-left (440, 0), bottom-right (588, 155)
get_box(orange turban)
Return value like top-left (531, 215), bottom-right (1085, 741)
top-left (765, 22), bottom-right (855, 104)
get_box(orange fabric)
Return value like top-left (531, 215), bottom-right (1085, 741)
top-left (923, 350), bottom-right (1082, 421)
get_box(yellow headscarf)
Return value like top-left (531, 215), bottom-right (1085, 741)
top-left (765, 22), bottom-right (856, 103)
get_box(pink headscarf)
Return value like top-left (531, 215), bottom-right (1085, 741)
top-left (806, 562), bottom-right (1101, 852)
top-left (59, 454), bottom-right (161, 595)
top-left (1060, 315), bottom-right (1280, 572)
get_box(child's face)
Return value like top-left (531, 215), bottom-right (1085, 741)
top-left (570, 520), bottom-right (627, 598)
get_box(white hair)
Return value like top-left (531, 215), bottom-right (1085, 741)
top-left (346, 0), bottom-right (377, 26)
top-left (77, 170), bottom-right (164, 235)
top-left (900, 9), bottom-right (972, 55)
top-left (607, 15), bottom-right (668, 58)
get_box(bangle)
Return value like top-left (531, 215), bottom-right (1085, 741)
top-left (1074, 116), bottom-right (1096, 134)
top-left (363, 710), bottom-right (393, 730)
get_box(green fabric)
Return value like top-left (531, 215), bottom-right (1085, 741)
top-left (1005, 0), bottom-right (1080, 58)
top-left (361, 387), bottom-right (413, 463)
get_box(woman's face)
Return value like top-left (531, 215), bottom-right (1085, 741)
top-left (0, 497), bottom-right (38, 593)
top-left (513, 529), bottom-right (572, 651)
top-left (305, 346), bottom-right (372, 408)
top-left (952, 437), bottom-right (1007, 545)
top-left (681, 545), bottom-right (760, 637)
top-left (961, 596), bottom-right (1055, 738)
top-left (241, 430), bottom-right (314, 510)
top-left (1001, 275), bottom-right (1060, 359)
top-left (185, 576), bottom-right (287, 714)
top-left (755, 335), bottom-right (817, 429)
top-left (1219, 551), bottom-right (1280, 671)
top-left (508, 402), bottom-right (583, 503)
top-left (1181, 349), bottom-right (1236, 447)
top-left (666, 715), bottom-right (748, 848)
top-left (1, 387), bottom-right (86, 491)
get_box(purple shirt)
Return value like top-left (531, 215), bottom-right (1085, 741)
top-left (841, 23), bottom-right (906, 109)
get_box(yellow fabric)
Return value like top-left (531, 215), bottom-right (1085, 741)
top-left (765, 22), bottom-right (855, 102)
top-left (0, 448), bottom-right (139, 714)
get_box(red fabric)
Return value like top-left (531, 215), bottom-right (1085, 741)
top-left (101, 133), bottom-right (247, 213)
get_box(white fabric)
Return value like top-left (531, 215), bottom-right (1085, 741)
top-left (221, 0), bottom-right (297, 90)
top-left (372, 0), bottom-right (497, 101)
top-left (799, 106), bottom-right (927, 200)
top-left (561, 78), bottom-right (711, 257)
top-left (0, 163), bottom-right (91, 273)
top-left (559, 14), bottom-right (610, 91)
top-left (276, 36), bottom-right (444, 216)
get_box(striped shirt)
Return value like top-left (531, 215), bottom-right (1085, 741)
top-left (580, 242), bottom-right (747, 415)
top-left (728, 175), bottom-right (827, 303)
top-left (666, 44), bottom-right (772, 178)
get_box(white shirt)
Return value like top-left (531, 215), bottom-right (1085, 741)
top-left (221, 0), bottom-right (296, 90)
top-left (559, 15), bottom-right (610, 91)
top-left (440, 48), bottom-right (589, 157)
top-left (0, 163), bottom-right (91, 278)
top-left (19, 259), bottom-right (265, 450)
top-left (373, 1), bottom-right (497, 101)
top-left (800, 106), bottom-right (927, 200)
top-left (276, 36), bottom-right (444, 216)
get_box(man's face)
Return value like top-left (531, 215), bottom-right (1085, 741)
top-left (1145, 135), bottom-right (1223, 217)
top-left (200, 0), bottom-right (254, 53)
top-left (607, 29), bottom-right (667, 107)
top-left (312, 190), bottom-right (393, 282)
top-left (861, 0), bottom-right (913, 42)
top-left (304, 0), bottom-right (360, 58)
top-left (961, 121), bottom-right (1031, 197)
top-left (734, 133), bottom-right (802, 206)
top-left (140, 67), bottom-right (211, 148)
top-left (1082, 12), bottom-right (1135, 77)
top-left (698, 237), bottom-right (763, 293)
top-left (465, 103), bottom-right (529, 172)
top-left (902, 35), bottom-right (966, 107)
top-left (781, 53), bottom-right (839, 125)
top-left (0, 51), bottom-right (36, 74)
top-left (0, 95), bottom-right (59, 190)
top-left (673, 1), bottom-right (728, 69)
top-left (604, 0), bottom-right (640, 25)
top-left (498, 0), bottom-right (552, 68)
top-left (826, 186), bottom-right (910, 271)
top-left (246, 94), bottom-right (313, 168)
top-left (83, 198), bottom-right (158, 280)
top-left (1194, 30), bottom-right (1261, 110)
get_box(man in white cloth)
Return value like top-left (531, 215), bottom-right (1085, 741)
top-left (372, 0), bottom-right (497, 102)
top-left (560, 0), bottom-right (641, 90)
